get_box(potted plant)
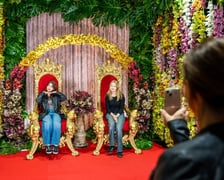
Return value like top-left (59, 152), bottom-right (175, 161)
top-left (67, 90), bottom-right (95, 148)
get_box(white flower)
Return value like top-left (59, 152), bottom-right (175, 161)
top-left (205, 1), bottom-right (214, 37)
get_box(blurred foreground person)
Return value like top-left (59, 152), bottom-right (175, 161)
top-left (150, 38), bottom-right (224, 180)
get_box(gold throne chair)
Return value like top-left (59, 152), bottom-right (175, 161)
top-left (26, 58), bottom-right (79, 160)
top-left (92, 60), bottom-right (142, 155)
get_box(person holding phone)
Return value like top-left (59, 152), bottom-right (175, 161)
top-left (150, 38), bottom-right (224, 179)
top-left (36, 81), bottom-right (66, 154)
top-left (105, 80), bottom-right (125, 158)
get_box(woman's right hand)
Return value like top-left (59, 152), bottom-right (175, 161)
top-left (114, 116), bottom-right (118, 123)
top-left (45, 91), bottom-right (56, 96)
top-left (111, 113), bottom-right (118, 123)
top-left (160, 107), bottom-right (188, 125)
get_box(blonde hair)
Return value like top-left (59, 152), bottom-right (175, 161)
top-left (106, 80), bottom-right (122, 101)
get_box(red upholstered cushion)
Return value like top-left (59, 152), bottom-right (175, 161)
top-left (38, 74), bottom-right (66, 133)
top-left (101, 75), bottom-right (129, 131)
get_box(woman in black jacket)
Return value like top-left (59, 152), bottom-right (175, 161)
top-left (36, 81), bottom-right (66, 154)
top-left (150, 37), bottom-right (224, 180)
top-left (105, 80), bottom-right (125, 158)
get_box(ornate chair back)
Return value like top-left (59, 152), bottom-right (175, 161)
top-left (92, 60), bottom-right (141, 155)
top-left (33, 58), bottom-right (61, 104)
top-left (26, 59), bottom-right (79, 160)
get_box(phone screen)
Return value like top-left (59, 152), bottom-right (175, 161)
top-left (164, 88), bottom-right (181, 115)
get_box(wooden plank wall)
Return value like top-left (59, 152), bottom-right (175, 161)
top-left (26, 13), bottom-right (129, 129)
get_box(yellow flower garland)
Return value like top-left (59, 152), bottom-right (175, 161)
top-left (19, 34), bottom-right (133, 69)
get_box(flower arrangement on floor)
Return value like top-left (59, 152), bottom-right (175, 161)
top-left (1, 89), bottom-right (29, 147)
top-left (67, 90), bottom-right (95, 115)
top-left (0, 63), bottom-right (29, 153)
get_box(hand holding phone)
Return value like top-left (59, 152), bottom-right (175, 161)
top-left (164, 88), bottom-right (181, 115)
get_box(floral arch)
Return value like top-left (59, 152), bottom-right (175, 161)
top-left (19, 34), bottom-right (133, 69)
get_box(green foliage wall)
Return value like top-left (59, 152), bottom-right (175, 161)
top-left (4, 0), bottom-right (172, 82)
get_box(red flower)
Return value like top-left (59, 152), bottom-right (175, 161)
top-left (13, 78), bottom-right (23, 90)
top-left (81, 91), bottom-right (88, 97)
top-left (143, 82), bottom-right (148, 90)
top-left (6, 79), bottom-right (11, 90)
top-left (139, 74), bottom-right (143, 81)
top-left (133, 82), bottom-right (139, 88)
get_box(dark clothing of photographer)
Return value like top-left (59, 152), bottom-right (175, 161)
top-left (150, 119), bottom-right (224, 180)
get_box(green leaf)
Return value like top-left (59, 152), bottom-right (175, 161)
top-left (0, 140), bottom-right (17, 155)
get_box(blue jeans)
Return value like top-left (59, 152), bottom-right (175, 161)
top-left (106, 113), bottom-right (125, 152)
top-left (42, 109), bottom-right (61, 146)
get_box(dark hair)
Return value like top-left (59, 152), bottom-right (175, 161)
top-left (46, 81), bottom-right (57, 91)
top-left (183, 38), bottom-right (224, 108)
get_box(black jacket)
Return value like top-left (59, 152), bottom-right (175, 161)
top-left (105, 94), bottom-right (125, 115)
top-left (36, 91), bottom-right (67, 121)
top-left (150, 119), bottom-right (224, 180)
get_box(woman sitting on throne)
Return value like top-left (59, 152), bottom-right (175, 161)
top-left (105, 80), bottom-right (125, 158)
top-left (36, 81), bottom-right (66, 155)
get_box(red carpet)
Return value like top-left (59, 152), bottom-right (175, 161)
top-left (0, 142), bottom-right (164, 180)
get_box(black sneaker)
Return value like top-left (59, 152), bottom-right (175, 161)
top-left (46, 146), bottom-right (52, 154)
top-left (108, 146), bottom-right (114, 154)
top-left (117, 152), bottom-right (123, 158)
top-left (53, 146), bottom-right (59, 154)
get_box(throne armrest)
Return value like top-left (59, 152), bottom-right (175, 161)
top-left (33, 102), bottom-right (39, 114)
top-left (124, 105), bottom-right (131, 117)
top-left (93, 109), bottom-right (105, 136)
top-left (28, 111), bottom-right (40, 141)
top-left (65, 110), bottom-right (77, 138)
top-left (61, 104), bottom-right (69, 116)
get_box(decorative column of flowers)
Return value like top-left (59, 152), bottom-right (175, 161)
top-left (178, 1), bottom-right (199, 138)
top-left (1, 64), bottom-right (29, 147)
top-left (179, 0), bottom-right (192, 53)
top-left (128, 61), bottom-right (153, 133)
top-left (151, 5), bottom-right (184, 146)
top-left (152, 14), bottom-right (168, 143)
top-left (152, 1), bottom-right (199, 146)
top-left (189, 0), bottom-right (207, 48)
top-left (205, 1), bottom-right (215, 37)
top-left (151, 15), bottom-right (166, 142)
top-left (0, 1), bottom-right (4, 128)
top-left (67, 90), bottom-right (95, 148)
top-left (213, 5), bottom-right (224, 37)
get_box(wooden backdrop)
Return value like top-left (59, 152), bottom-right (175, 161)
top-left (25, 13), bottom-right (130, 129)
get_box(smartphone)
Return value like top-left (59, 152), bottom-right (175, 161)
top-left (164, 88), bottom-right (181, 115)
